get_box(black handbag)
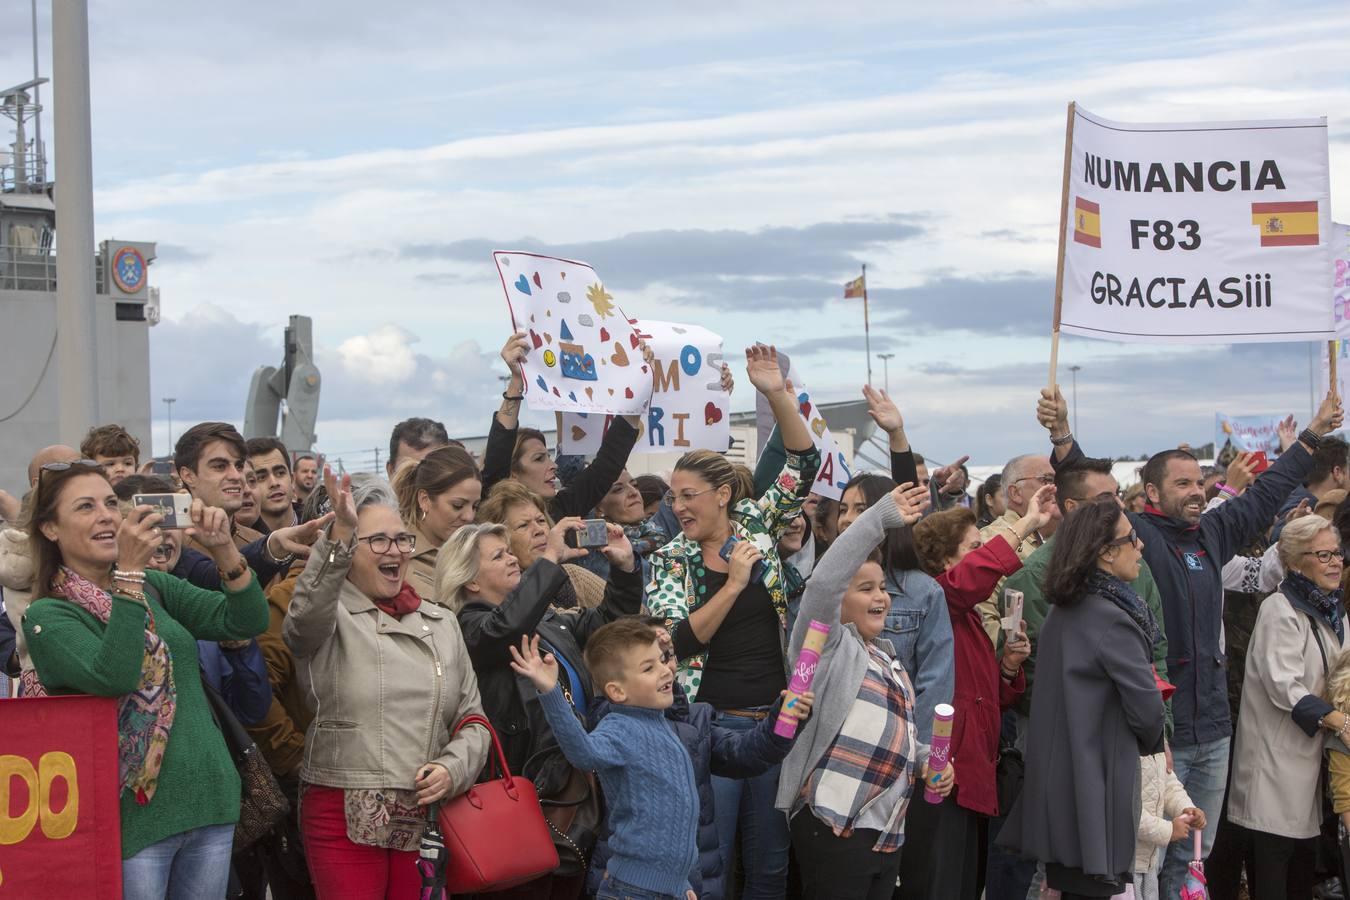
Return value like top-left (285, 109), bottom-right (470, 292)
top-left (995, 740), bottom-right (1025, 815)
top-left (201, 674), bottom-right (290, 852)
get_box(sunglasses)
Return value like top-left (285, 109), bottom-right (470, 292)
top-left (40, 459), bottom-right (102, 476)
top-left (1107, 529), bottom-right (1139, 549)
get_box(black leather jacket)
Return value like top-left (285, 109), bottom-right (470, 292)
top-left (458, 558), bottom-right (644, 795)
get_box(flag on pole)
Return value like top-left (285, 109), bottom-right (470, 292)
top-left (843, 275), bottom-right (865, 299)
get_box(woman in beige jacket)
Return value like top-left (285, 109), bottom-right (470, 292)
top-left (1228, 514), bottom-right (1350, 899)
top-left (284, 469), bottom-right (489, 899)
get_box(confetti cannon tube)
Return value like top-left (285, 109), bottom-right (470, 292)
top-left (925, 703), bottom-right (956, 804)
top-left (775, 620), bottom-right (830, 738)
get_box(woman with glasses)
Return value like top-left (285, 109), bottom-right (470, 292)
top-left (283, 470), bottom-right (489, 900)
top-left (999, 499), bottom-right (1167, 900)
top-left (1226, 513), bottom-right (1350, 898)
top-left (441, 516), bottom-right (641, 899)
top-left (21, 459), bottom-right (270, 898)
top-left (647, 344), bottom-right (819, 900)
top-left (899, 485), bottom-right (1053, 899)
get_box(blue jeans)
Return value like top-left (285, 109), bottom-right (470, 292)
top-left (596, 871), bottom-right (681, 900)
top-left (1158, 737), bottom-right (1229, 900)
top-left (711, 709), bottom-right (788, 900)
top-left (122, 822), bottom-right (235, 900)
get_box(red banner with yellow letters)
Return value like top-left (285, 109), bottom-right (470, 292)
top-left (1, 695), bottom-right (122, 898)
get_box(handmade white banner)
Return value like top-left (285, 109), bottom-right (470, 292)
top-left (493, 250), bottom-right (651, 414)
top-left (1060, 106), bottom-right (1333, 344)
top-left (787, 365), bottom-right (852, 501)
top-left (557, 320), bottom-right (730, 456)
top-left (1215, 413), bottom-right (1284, 464)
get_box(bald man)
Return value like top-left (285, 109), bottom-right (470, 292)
top-left (2, 444), bottom-right (80, 683)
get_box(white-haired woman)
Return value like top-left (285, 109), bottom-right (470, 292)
top-left (283, 470), bottom-right (489, 900)
top-left (441, 518), bottom-right (641, 899)
top-left (1227, 513), bottom-right (1350, 899)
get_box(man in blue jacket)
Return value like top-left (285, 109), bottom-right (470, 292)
top-left (1037, 385), bottom-right (1343, 898)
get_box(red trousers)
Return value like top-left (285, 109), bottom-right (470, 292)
top-left (301, 784), bottom-right (428, 900)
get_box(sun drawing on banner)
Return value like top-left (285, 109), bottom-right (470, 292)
top-left (587, 283), bottom-right (617, 319)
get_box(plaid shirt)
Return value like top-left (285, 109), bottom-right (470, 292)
top-left (802, 645), bottom-right (917, 852)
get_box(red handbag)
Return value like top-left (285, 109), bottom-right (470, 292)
top-left (440, 714), bottom-right (560, 893)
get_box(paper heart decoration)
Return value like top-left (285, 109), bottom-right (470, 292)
top-left (530, 330), bottom-right (543, 349)
top-left (811, 418), bottom-right (827, 437)
top-left (585, 387), bottom-right (594, 399)
top-left (600, 326), bottom-right (610, 342)
top-left (568, 391), bottom-right (577, 401)
top-left (624, 387), bottom-right (635, 399)
top-left (535, 375), bottom-right (547, 391)
top-left (560, 271), bottom-right (566, 280)
top-left (629, 333), bottom-right (640, 349)
top-left (515, 274), bottom-right (532, 295)
top-left (571, 426), bottom-right (586, 442)
top-left (672, 326), bottom-right (687, 334)
top-left (552, 386), bottom-right (561, 397)
top-left (611, 342), bottom-right (630, 367)
top-left (544, 333), bottom-right (553, 345)
top-left (529, 314), bottom-right (535, 323)
top-left (705, 402), bottom-right (723, 425)
top-left (532, 272), bottom-right (542, 288)
top-left (557, 291), bottom-right (571, 304)
top-left (799, 399), bottom-right (812, 419)
top-left (641, 365), bottom-right (648, 374)
top-left (608, 388), bottom-right (615, 396)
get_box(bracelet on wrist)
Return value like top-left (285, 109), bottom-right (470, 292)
top-left (113, 568), bottom-right (146, 582)
top-left (1215, 483), bottom-right (1239, 498)
top-left (218, 557), bottom-right (250, 583)
top-left (1300, 428), bottom-right (1323, 450)
top-left (501, 390), bottom-right (524, 402)
top-left (1050, 431), bottom-right (1074, 447)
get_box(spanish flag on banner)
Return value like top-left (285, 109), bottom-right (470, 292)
top-left (1072, 196), bottom-right (1100, 248)
top-left (843, 275), bottom-right (866, 299)
top-left (1251, 201), bottom-right (1319, 247)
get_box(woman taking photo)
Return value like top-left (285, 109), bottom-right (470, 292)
top-left (283, 470), bottom-right (490, 900)
top-left (478, 479), bottom-right (610, 609)
top-left (900, 488), bottom-right (1051, 899)
top-left (1227, 513), bottom-right (1350, 898)
top-left (647, 344), bottom-right (819, 899)
top-left (443, 515), bottom-right (642, 899)
top-left (392, 445), bottom-right (482, 600)
top-left (999, 499), bottom-right (1168, 900)
top-left (22, 459), bottom-right (270, 898)
top-left (776, 482), bottom-right (954, 899)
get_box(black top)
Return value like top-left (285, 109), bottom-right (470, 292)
top-left (481, 415), bottom-right (640, 519)
top-left (675, 568), bottom-right (785, 709)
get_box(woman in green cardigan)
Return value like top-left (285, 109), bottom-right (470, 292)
top-left (21, 460), bottom-right (269, 899)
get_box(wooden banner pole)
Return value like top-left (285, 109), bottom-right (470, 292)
top-left (1049, 101), bottom-right (1077, 391)
top-left (1330, 340), bottom-right (1339, 399)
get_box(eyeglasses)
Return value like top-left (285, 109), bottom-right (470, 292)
top-left (1107, 529), bottom-right (1139, 548)
top-left (1014, 473), bottom-right (1056, 486)
top-left (663, 488), bottom-right (718, 507)
top-left (151, 544), bottom-right (175, 560)
top-left (1303, 549), bottom-right (1345, 565)
top-left (355, 533), bottom-right (417, 554)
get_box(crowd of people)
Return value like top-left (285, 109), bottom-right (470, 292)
top-left (2, 334), bottom-right (1350, 900)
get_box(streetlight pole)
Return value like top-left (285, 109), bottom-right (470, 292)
top-left (163, 397), bottom-right (176, 454)
top-left (1068, 365), bottom-right (1081, 435)
top-left (877, 353), bottom-right (895, 393)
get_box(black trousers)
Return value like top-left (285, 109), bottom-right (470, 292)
top-left (1215, 823), bottom-right (1315, 900)
top-left (894, 794), bottom-right (982, 900)
top-left (790, 811), bottom-right (902, 900)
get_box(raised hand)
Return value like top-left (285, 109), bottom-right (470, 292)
top-left (931, 456), bottom-right (971, 495)
top-left (720, 363), bottom-right (734, 395)
top-left (501, 330), bottom-right (530, 379)
top-left (185, 499), bottom-right (232, 552)
top-left (862, 384), bottom-right (904, 435)
top-left (890, 482), bottom-right (931, 524)
top-left (508, 634), bottom-right (560, 693)
top-left (324, 466), bottom-right (358, 543)
top-left (270, 513), bottom-right (336, 560)
top-left (745, 344), bottom-right (787, 395)
top-left (1021, 483), bottom-right (1057, 533)
top-left (599, 522), bottom-right (636, 572)
top-left (1224, 452), bottom-right (1258, 495)
top-left (1310, 389), bottom-right (1345, 437)
top-left (1037, 386), bottom-right (1069, 437)
top-left (1001, 620), bottom-right (1031, 670)
top-left (1277, 415), bottom-right (1298, 453)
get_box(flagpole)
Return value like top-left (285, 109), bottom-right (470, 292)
top-left (1331, 340), bottom-right (1339, 399)
top-left (862, 264), bottom-right (873, 387)
top-left (1049, 101), bottom-right (1077, 390)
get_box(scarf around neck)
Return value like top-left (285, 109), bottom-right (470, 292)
top-left (1088, 569), bottom-right (1161, 646)
top-left (372, 581), bottom-right (423, 619)
top-left (26, 567), bottom-right (177, 805)
top-left (1282, 570), bottom-right (1345, 643)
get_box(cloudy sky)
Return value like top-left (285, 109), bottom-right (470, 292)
top-left (3, 0), bottom-right (1348, 470)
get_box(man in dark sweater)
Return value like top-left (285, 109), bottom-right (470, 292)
top-left (1038, 385), bottom-right (1343, 898)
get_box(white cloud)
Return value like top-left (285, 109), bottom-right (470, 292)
top-left (337, 325), bottom-right (420, 384)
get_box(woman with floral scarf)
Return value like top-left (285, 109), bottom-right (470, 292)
top-left (22, 459), bottom-right (269, 898)
top-left (647, 344), bottom-right (819, 899)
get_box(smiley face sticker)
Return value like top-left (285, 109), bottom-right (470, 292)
top-left (543, 349), bottom-right (557, 368)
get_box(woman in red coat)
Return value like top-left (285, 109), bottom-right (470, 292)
top-left (896, 483), bottom-right (1054, 900)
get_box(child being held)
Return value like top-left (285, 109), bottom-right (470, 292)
top-left (510, 621), bottom-right (700, 900)
top-left (1324, 648), bottom-right (1350, 831)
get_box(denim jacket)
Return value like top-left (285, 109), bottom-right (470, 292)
top-left (882, 567), bottom-right (954, 746)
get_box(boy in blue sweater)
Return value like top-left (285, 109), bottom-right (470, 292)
top-left (510, 622), bottom-right (701, 900)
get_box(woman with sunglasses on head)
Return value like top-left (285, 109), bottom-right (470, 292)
top-left (647, 344), bottom-right (819, 900)
top-left (1225, 513), bottom-right (1349, 898)
top-left (999, 499), bottom-right (1168, 900)
top-left (898, 482), bottom-right (1054, 900)
top-left (441, 514), bottom-right (642, 899)
top-left (282, 470), bottom-right (490, 900)
top-left (21, 459), bottom-right (270, 898)
top-left (392, 445), bottom-right (482, 602)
